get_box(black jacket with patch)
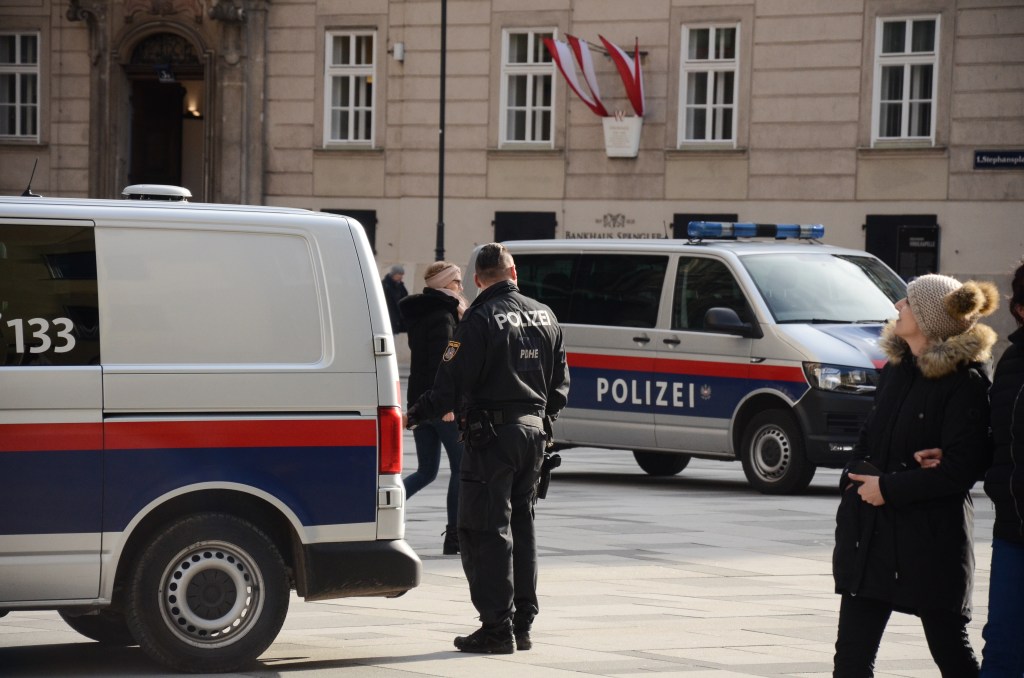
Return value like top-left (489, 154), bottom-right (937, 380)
top-left (399, 288), bottom-right (460, 409)
top-left (985, 325), bottom-right (1024, 543)
top-left (411, 279), bottom-right (569, 421)
top-left (833, 320), bottom-right (995, 617)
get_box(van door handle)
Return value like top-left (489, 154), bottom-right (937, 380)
top-left (633, 335), bottom-right (651, 344)
top-left (663, 337), bottom-right (681, 346)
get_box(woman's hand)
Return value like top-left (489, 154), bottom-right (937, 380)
top-left (914, 447), bottom-right (943, 469)
top-left (441, 411), bottom-right (455, 422)
top-left (848, 473), bottom-right (885, 506)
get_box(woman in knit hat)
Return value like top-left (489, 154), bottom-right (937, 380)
top-left (832, 274), bottom-right (998, 676)
top-left (398, 262), bottom-right (467, 554)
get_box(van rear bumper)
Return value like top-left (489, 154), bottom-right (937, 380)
top-left (793, 390), bottom-right (873, 468)
top-left (299, 539), bottom-right (421, 601)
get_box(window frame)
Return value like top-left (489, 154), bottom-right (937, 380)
top-left (323, 29), bottom-right (377, 147)
top-left (677, 23), bottom-right (739, 148)
top-left (0, 31), bottom-right (40, 141)
top-left (499, 28), bottom-right (556, 149)
top-left (871, 15), bottom-right (939, 146)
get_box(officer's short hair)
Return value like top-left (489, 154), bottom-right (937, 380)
top-left (476, 243), bottom-right (514, 283)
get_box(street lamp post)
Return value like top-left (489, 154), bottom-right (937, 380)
top-left (435, 0), bottom-right (447, 262)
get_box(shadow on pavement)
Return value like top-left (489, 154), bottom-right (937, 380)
top-left (0, 642), bottom-right (467, 677)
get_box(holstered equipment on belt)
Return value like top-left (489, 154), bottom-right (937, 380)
top-left (536, 451), bottom-right (561, 500)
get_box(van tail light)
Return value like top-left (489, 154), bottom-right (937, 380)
top-left (378, 406), bottom-right (403, 474)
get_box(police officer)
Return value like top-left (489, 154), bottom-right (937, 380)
top-left (407, 242), bottom-right (570, 654)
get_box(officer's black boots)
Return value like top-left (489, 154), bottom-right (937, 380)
top-left (442, 525), bottom-right (459, 555)
top-left (513, 615), bottom-right (533, 651)
top-left (453, 620), bottom-right (514, 654)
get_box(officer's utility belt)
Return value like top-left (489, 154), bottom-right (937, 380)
top-left (461, 409), bottom-right (544, 448)
top-left (485, 410), bottom-right (544, 429)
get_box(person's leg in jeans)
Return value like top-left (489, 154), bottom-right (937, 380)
top-left (980, 538), bottom-right (1024, 676)
top-left (404, 421), bottom-right (441, 498)
top-left (435, 418), bottom-right (464, 528)
top-left (919, 608), bottom-right (979, 677)
top-left (834, 593), bottom-right (891, 677)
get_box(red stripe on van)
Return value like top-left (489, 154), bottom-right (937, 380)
top-left (105, 419), bottom-right (377, 450)
top-left (0, 423), bottom-right (103, 452)
top-left (568, 352), bottom-right (805, 383)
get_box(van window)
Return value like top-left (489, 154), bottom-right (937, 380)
top-left (743, 253), bottom-right (903, 323)
top-left (99, 228), bottom-right (323, 365)
top-left (0, 224), bottom-right (100, 366)
top-left (672, 257), bottom-right (752, 330)
top-left (513, 253), bottom-right (668, 328)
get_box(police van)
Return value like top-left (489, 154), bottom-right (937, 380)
top-left (0, 186), bottom-right (420, 672)
top-left (470, 223), bottom-right (907, 494)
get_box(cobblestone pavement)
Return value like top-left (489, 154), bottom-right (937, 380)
top-left (0, 444), bottom-right (991, 677)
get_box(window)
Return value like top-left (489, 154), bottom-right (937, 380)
top-left (325, 31), bottom-right (375, 145)
top-left (672, 258), bottom-right (751, 331)
top-left (864, 214), bottom-right (939, 281)
top-left (514, 253), bottom-right (668, 328)
top-left (678, 25), bottom-right (737, 146)
top-left (872, 16), bottom-right (938, 143)
top-left (494, 211), bottom-right (557, 242)
top-left (0, 32), bottom-right (39, 139)
top-left (500, 29), bottom-right (555, 147)
top-left (0, 224), bottom-right (99, 366)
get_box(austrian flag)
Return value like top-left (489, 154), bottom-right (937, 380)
top-left (543, 34), bottom-right (645, 118)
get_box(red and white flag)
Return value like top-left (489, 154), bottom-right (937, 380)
top-left (599, 36), bottom-right (645, 117)
top-left (543, 35), bottom-right (609, 117)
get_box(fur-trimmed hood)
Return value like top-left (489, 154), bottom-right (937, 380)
top-left (880, 319), bottom-right (997, 378)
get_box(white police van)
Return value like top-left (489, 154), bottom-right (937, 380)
top-left (0, 186), bottom-right (419, 672)
top-left (472, 223), bottom-right (907, 494)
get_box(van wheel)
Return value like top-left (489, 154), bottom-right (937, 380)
top-left (125, 513), bottom-right (289, 673)
top-left (740, 410), bottom-right (815, 494)
top-left (59, 609), bottom-right (136, 646)
top-left (633, 450), bottom-right (690, 476)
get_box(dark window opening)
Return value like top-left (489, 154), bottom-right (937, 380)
top-left (864, 214), bottom-right (938, 281)
top-left (494, 211), bottom-right (557, 242)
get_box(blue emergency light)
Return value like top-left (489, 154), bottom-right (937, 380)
top-left (688, 221), bottom-right (825, 240)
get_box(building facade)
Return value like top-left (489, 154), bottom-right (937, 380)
top-left (2, 0), bottom-right (1023, 335)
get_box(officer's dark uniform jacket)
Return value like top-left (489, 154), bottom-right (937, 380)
top-left (411, 279), bottom-right (569, 423)
top-left (832, 321), bottom-right (994, 617)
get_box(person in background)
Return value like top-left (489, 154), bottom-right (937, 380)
top-left (832, 273), bottom-right (998, 677)
top-left (978, 260), bottom-right (1024, 676)
top-left (382, 264), bottom-right (408, 334)
top-left (406, 243), bottom-right (570, 654)
top-left (398, 261), bottom-right (468, 555)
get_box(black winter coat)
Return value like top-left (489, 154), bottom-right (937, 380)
top-left (985, 326), bottom-right (1024, 543)
top-left (399, 288), bottom-right (460, 409)
top-left (833, 321), bottom-right (995, 617)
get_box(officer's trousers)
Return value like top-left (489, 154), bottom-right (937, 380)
top-left (457, 422), bottom-right (546, 627)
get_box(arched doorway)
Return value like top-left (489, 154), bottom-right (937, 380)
top-left (124, 33), bottom-right (206, 196)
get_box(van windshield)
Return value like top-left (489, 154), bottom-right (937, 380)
top-left (741, 253), bottom-right (906, 324)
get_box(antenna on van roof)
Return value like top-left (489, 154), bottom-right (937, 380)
top-left (21, 159), bottom-right (41, 197)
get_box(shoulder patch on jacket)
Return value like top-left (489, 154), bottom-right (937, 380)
top-left (443, 341), bottom-right (460, 362)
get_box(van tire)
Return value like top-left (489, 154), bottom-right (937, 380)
top-left (125, 513), bottom-right (289, 673)
top-left (633, 450), bottom-right (690, 476)
top-left (59, 609), bottom-right (136, 646)
top-left (740, 410), bottom-right (815, 494)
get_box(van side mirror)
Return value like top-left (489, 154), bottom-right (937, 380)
top-left (704, 307), bottom-right (762, 338)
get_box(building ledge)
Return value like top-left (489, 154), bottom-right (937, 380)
top-left (665, 147), bottom-right (748, 159)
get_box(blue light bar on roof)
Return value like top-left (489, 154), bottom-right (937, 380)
top-left (688, 221), bottom-right (825, 240)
